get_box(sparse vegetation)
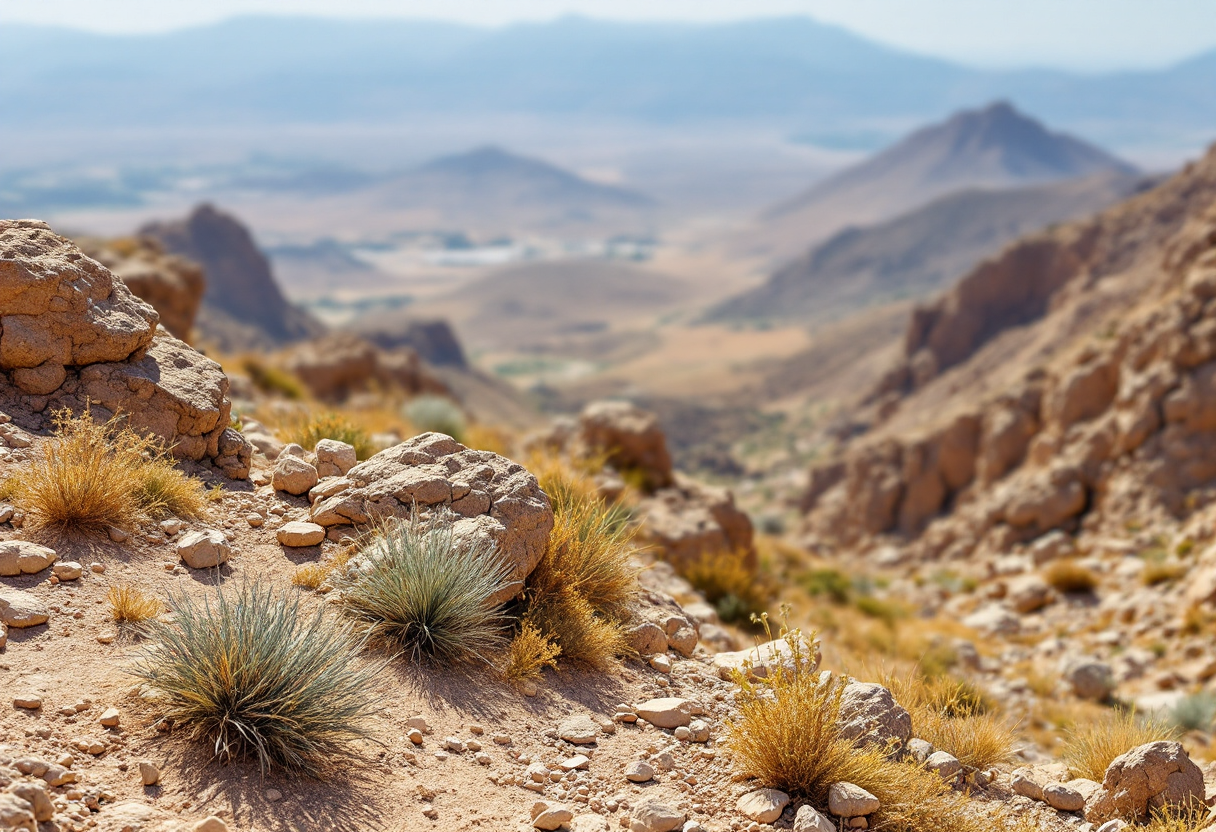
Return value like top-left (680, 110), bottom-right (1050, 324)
top-left (1042, 559), bottom-right (1099, 594)
top-left (1169, 692), bottom-right (1216, 733)
top-left (890, 674), bottom-right (1016, 769)
top-left (1144, 802), bottom-right (1211, 832)
top-left (107, 584), bottom-right (162, 623)
top-left (286, 412), bottom-right (374, 460)
top-left (132, 583), bottom-right (381, 776)
top-left (520, 455), bottom-right (636, 668)
top-left (238, 355), bottom-right (305, 400)
top-left (337, 511), bottom-right (512, 663)
top-left (292, 563), bottom-right (330, 590)
top-left (4, 409), bottom-right (205, 533)
top-left (799, 567), bottom-right (853, 604)
top-left (403, 395), bottom-right (467, 442)
top-left (503, 620), bottom-right (561, 683)
top-left (1061, 710), bottom-right (1178, 781)
top-left (683, 549), bottom-right (773, 624)
top-left (1141, 559), bottom-right (1187, 587)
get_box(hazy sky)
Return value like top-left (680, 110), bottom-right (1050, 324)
top-left (3, 0), bottom-right (1214, 71)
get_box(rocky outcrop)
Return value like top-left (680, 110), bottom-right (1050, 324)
top-left (578, 401), bottom-right (674, 491)
top-left (141, 204), bottom-right (324, 349)
top-left (637, 476), bottom-right (756, 572)
top-left (309, 432), bottom-right (553, 602)
top-left (350, 317), bottom-right (468, 368)
top-left (1085, 741), bottom-right (1204, 823)
top-left (76, 236), bottom-right (205, 342)
top-left (803, 144), bottom-right (1216, 556)
top-left (0, 220), bottom-right (251, 478)
top-left (280, 332), bottom-right (450, 402)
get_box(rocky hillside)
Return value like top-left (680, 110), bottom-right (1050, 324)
top-left (711, 170), bottom-right (1148, 324)
top-left (743, 102), bottom-right (1137, 261)
top-left (802, 142), bottom-right (1216, 556)
top-left (141, 204), bottom-right (325, 350)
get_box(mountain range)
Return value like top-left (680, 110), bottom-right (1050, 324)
top-left (1, 16), bottom-right (1214, 154)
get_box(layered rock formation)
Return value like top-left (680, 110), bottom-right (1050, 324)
top-left (0, 220), bottom-right (251, 478)
top-left (141, 204), bottom-right (324, 350)
top-left (802, 144), bottom-right (1216, 559)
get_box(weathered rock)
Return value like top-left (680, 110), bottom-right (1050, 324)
top-left (78, 235), bottom-right (205, 341)
top-left (0, 792), bottom-right (36, 832)
top-left (712, 637), bottom-right (805, 680)
top-left (273, 455), bottom-right (319, 495)
top-left (315, 438), bottom-right (358, 477)
top-left (1044, 782), bottom-right (1085, 812)
top-left (1006, 574), bottom-right (1054, 613)
top-left (139, 761), bottom-right (161, 786)
top-left (282, 332), bottom-right (448, 402)
top-left (794, 805), bottom-right (838, 832)
top-left (629, 798), bottom-right (684, 832)
top-left (309, 432), bottom-right (553, 603)
top-left (52, 561), bottom-right (83, 581)
top-left (827, 782), bottom-right (879, 817)
top-left (925, 750), bottom-right (962, 779)
top-left (571, 815), bottom-right (612, 832)
top-left (637, 476), bottom-right (755, 572)
top-left (1085, 741), bottom-right (1204, 822)
top-left (961, 604), bottom-right (1020, 635)
top-left (628, 621), bottom-right (670, 656)
top-left (533, 803), bottom-right (574, 830)
top-left (276, 521), bottom-right (326, 547)
top-left (1011, 768), bottom-right (1045, 801)
top-left (0, 588), bottom-right (50, 627)
top-left (0, 541), bottom-right (56, 576)
top-left (838, 682), bottom-right (912, 750)
top-left (579, 401), bottom-right (674, 490)
top-left (736, 788), bottom-right (790, 823)
top-left (176, 529), bottom-right (230, 569)
top-left (634, 697), bottom-right (693, 729)
top-left (625, 761), bottom-right (655, 783)
top-left (558, 715), bottom-right (600, 745)
top-left (1064, 658), bottom-right (1115, 702)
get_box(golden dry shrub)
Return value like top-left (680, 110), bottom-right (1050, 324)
top-left (885, 673), bottom-right (1015, 769)
top-left (682, 548), bottom-right (773, 624)
top-left (1042, 559), bottom-right (1099, 593)
top-left (1062, 710), bottom-right (1179, 781)
top-left (108, 584), bottom-right (162, 623)
top-left (503, 619), bottom-right (562, 683)
top-left (5, 409), bottom-right (205, 533)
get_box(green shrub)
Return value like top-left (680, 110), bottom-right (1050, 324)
top-left (1170, 692), bottom-right (1216, 732)
top-left (132, 583), bottom-right (380, 776)
top-left (403, 395), bottom-right (467, 442)
top-left (338, 511), bottom-right (512, 663)
top-left (799, 568), bottom-right (852, 604)
top-left (238, 356), bottom-right (305, 400)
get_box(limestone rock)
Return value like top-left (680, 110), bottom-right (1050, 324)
top-left (1064, 658), bottom-right (1115, 701)
top-left (1043, 782), bottom-right (1085, 812)
top-left (0, 792), bottom-right (36, 832)
top-left (712, 637), bottom-right (806, 680)
top-left (925, 750), bottom-right (962, 779)
top-left (1011, 768), bottom-right (1045, 801)
top-left (52, 561), bottom-right (82, 581)
top-left (634, 697), bottom-right (692, 729)
top-left (309, 432), bottom-right (553, 603)
top-left (78, 235), bottom-right (205, 341)
top-left (558, 715), bottom-right (600, 745)
top-left (628, 621), bottom-right (669, 656)
top-left (736, 788), bottom-right (790, 823)
top-left (827, 782), bottom-right (879, 817)
top-left (273, 455), bottom-right (319, 495)
top-left (276, 521), bottom-right (325, 547)
top-left (282, 332), bottom-right (448, 402)
top-left (637, 476), bottom-right (755, 573)
top-left (176, 529), bottom-right (230, 569)
top-left (0, 588), bottom-right (50, 627)
top-left (629, 798), bottom-right (684, 832)
top-left (625, 761), bottom-right (655, 783)
top-left (315, 438), bottom-right (358, 477)
top-left (794, 805), bottom-right (838, 832)
top-left (138, 761), bottom-right (160, 786)
top-left (0, 540), bottom-right (56, 576)
top-left (838, 682), bottom-right (912, 750)
top-left (1086, 741), bottom-right (1204, 822)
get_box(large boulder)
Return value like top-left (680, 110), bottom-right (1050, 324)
top-left (578, 401), bottom-right (674, 490)
top-left (0, 220), bottom-right (251, 479)
top-left (309, 432), bottom-right (553, 602)
top-left (1085, 741), bottom-right (1205, 822)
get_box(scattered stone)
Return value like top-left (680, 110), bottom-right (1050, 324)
top-left (559, 715), bottom-right (601, 745)
top-left (686, 719), bottom-right (710, 743)
top-left (572, 815), bottom-right (612, 832)
top-left (0, 541), bottom-right (57, 576)
top-left (1011, 768), bottom-right (1045, 801)
top-left (533, 802), bottom-right (574, 831)
top-left (176, 529), bottom-right (231, 569)
top-left (138, 761), bottom-right (160, 786)
top-left (246, 513), bottom-right (264, 528)
top-left (273, 455), bottom-right (320, 495)
top-left (961, 604), bottom-right (1020, 635)
top-left (315, 438), bottom-right (358, 478)
top-left (838, 682), bottom-right (912, 750)
top-left (1043, 782), bottom-right (1085, 812)
top-left (907, 738), bottom-right (934, 764)
top-left (634, 698), bottom-right (692, 729)
top-left (650, 654), bottom-right (673, 673)
top-left (277, 521), bottom-right (326, 547)
top-left (828, 783), bottom-right (879, 818)
top-left (443, 737), bottom-right (464, 753)
top-left (13, 694), bottom-right (42, 709)
top-left (561, 755), bottom-right (590, 771)
top-left (712, 637), bottom-right (800, 680)
top-left (794, 805), bottom-right (838, 832)
top-left (736, 788), bottom-right (790, 823)
top-left (265, 789), bottom-right (283, 802)
top-left (1064, 658), bottom-right (1115, 702)
top-left (99, 707), bottom-right (120, 727)
top-left (628, 622), bottom-right (669, 656)
top-left (406, 715), bottom-right (429, 733)
top-left (52, 561), bottom-right (83, 581)
top-left (193, 817), bottom-right (231, 832)
top-left (625, 761), bottom-right (655, 783)
top-left (1007, 574), bottom-right (1054, 613)
top-left (925, 751), bottom-right (962, 779)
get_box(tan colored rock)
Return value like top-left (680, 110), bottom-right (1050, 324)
top-left (0, 540), bottom-right (56, 576)
top-left (315, 438), bottom-right (358, 477)
top-left (627, 621), bottom-right (669, 656)
top-left (138, 761), bottom-right (160, 786)
top-left (634, 697), bottom-right (692, 729)
top-left (637, 475), bottom-right (755, 572)
top-left (78, 235), bottom-right (205, 341)
top-left (828, 782), bottom-right (879, 817)
top-left (579, 400), bottom-right (674, 490)
top-left (0, 587), bottom-right (50, 627)
top-left (712, 637), bottom-right (805, 680)
top-left (282, 332), bottom-right (448, 402)
top-left (309, 432), bottom-right (552, 603)
top-left (1085, 741), bottom-right (1204, 822)
top-left (737, 789), bottom-right (789, 823)
top-left (277, 521), bottom-right (326, 547)
top-left (51, 561), bottom-right (83, 581)
top-left (1006, 574), bottom-right (1054, 613)
top-left (176, 529), bottom-right (230, 569)
top-left (273, 455), bottom-right (319, 495)
top-left (629, 798), bottom-right (684, 832)
top-left (838, 682), bottom-right (912, 750)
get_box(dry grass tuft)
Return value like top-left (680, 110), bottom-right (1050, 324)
top-left (133, 583), bottom-right (381, 777)
top-left (1042, 559), bottom-right (1100, 594)
top-left (237, 355), bottom-right (305, 400)
top-left (5, 409), bottom-right (205, 533)
top-left (292, 563), bottom-right (330, 590)
top-left (1062, 710), bottom-right (1179, 781)
top-left (108, 584), bottom-right (162, 623)
top-left (683, 549), bottom-right (773, 624)
top-left (727, 621), bottom-right (985, 832)
top-left (1143, 803), bottom-right (1212, 832)
top-left (1142, 559), bottom-right (1188, 587)
top-left (521, 457), bottom-right (637, 669)
top-left (503, 619), bottom-right (561, 683)
top-left (337, 511), bottom-right (512, 663)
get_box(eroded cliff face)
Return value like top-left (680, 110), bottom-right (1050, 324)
top-left (803, 144), bottom-right (1216, 560)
